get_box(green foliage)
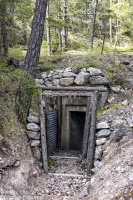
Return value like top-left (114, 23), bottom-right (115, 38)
top-left (48, 159), bottom-right (56, 168)
top-left (104, 63), bottom-right (125, 86)
top-left (76, 56), bottom-right (99, 69)
top-left (9, 47), bottom-right (26, 57)
top-left (16, 72), bottom-right (38, 124)
top-left (98, 103), bottom-right (122, 117)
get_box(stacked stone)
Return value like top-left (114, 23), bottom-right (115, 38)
top-left (94, 121), bottom-right (111, 168)
top-left (35, 67), bottom-right (109, 87)
top-left (26, 115), bottom-right (42, 162)
top-left (94, 118), bottom-right (132, 168)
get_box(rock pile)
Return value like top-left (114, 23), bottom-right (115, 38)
top-left (36, 67), bottom-right (109, 87)
top-left (26, 114), bottom-right (42, 162)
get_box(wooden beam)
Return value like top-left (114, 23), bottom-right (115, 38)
top-left (44, 96), bottom-right (50, 156)
top-left (39, 94), bottom-right (48, 173)
top-left (57, 96), bottom-right (62, 150)
top-left (37, 85), bottom-right (108, 92)
top-left (82, 97), bottom-right (92, 158)
top-left (49, 156), bottom-right (79, 160)
top-left (87, 90), bottom-right (98, 175)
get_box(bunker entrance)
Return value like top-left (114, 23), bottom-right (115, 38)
top-left (39, 86), bottom-right (108, 174)
top-left (70, 111), bottom-right (86, 151)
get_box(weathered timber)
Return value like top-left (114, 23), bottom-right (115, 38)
top-left (44, 96), bottom-right (50, 156)
top-left (43, 91), bottom-right (94, 97)
top-left (82, 97), bottom-right (92, 158)
top-left (38, 86), bottom-right (107, 92)
top-left (49, 156), bottom-right (79, 160)
top-left (57, 96), bottom-right (62, 150)
top-left (87, 90), bottom-right (98, 175)
top-left (39, 94), bottom-right (48, 173)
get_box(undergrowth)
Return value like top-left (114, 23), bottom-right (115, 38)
top-left (98, 103), bottom-right (122, 117)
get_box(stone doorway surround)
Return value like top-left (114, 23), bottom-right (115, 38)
top-left (26, 66), bottom-right (110, 175)
top-left (39, 86), bottom-right (108, 175)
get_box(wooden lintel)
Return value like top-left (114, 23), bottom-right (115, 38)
top-left (38, 86), bottom-right (107, 92)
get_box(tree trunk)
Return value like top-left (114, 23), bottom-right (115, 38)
top-left (115, 0), bottom-right (120, 46)
top-left (62, 0), bottom-right (68, 51)
top-left (46, 0), bottom-right (51, 56)
top-left (16, 0), bottom-right (48, 123)
top-left (89, 0), bottom-right (98, 49)
top-left (58, 0), bottom-right (62, 53)
top-left (0, 0), bottom-right (8, 57)
top-left (24, 0), bottom-right (48, 78)
top-left (110, 0), bottom-right (112, 43)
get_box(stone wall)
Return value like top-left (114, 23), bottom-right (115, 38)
top-left (26, 67), bottom-right (110, 164)
top-left (26, 114), bottom-right (42, 165)
top-left (35, 67), bottom-right (109, 87)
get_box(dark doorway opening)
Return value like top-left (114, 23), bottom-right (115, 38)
top-left (70, 112), bottom-right (86, 151)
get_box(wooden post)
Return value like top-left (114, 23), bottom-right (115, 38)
top-left (57, 96), bottom-right (62, 150)
top-left (82, 97), bottom-right (92, 158)
top-left (44, 96), bottom-right (50, 156)
top-left (39, 94), bottom-right (48, 173)
top-left (87, 90), bottom-right (98, 175)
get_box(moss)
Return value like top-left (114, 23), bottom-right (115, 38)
top-left (48, 159), bottom-right (56, 168)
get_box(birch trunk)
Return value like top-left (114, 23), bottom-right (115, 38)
top-left (46, 0), bottom-right (51, 56)
top-left (62, 0), bottom-right (67, 50)
top-left (89, 0), bottom-right (98, 49)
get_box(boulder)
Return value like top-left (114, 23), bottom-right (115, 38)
top-left (96, 122), bottom-right (110, 129)
top-left (41, 72), bottom-right (48, 79)
top-left (111, 120), bottom-right (125, 129)
top-left (27, 131), bottom-right (40, 140)
top-left (27, 115), bottom-right (39, 124)
top-left (27, 123), bottom-right (40, 131)
top-left (35, 79), bottom-right (44, 85)
top-left (63, 71), bottom-right (77, 78)
top-left (64, 67), bottom-right (72, 73)
top-left (123, 56), bottom-right (131, 65)
top-left (53, 74), bottom-right (63, 79)
top-left (81, 68), bottom-right (87, 72)
top-left (90, 76), bottom-right (109, 86)
top-left (45, 81), bottom-right (53, 87)
top-left (53, 79), bottom-right (60, 86)
top-left (71, 67), bottom-right (79, 74)
top-left (87, 67), bottom-right (103, 76)
top-left (95, 146), bottom-right (103, 160)
top-left (96, 138), bottom-right (106, 146)
top-left (59, 78), bottom-right (74, 86)
top-left (96, 129), bottom-right (111, 138)
top-left (110, 129), bottom-right (124, 142)
top-left (74, 72), bottom-right (90, 86)
top-left (32, 147), bottom-right (41, 161)
top-left (54, 69), bottom-right (64, 74)
top-left (30, 140), bottom-right (40, 147)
